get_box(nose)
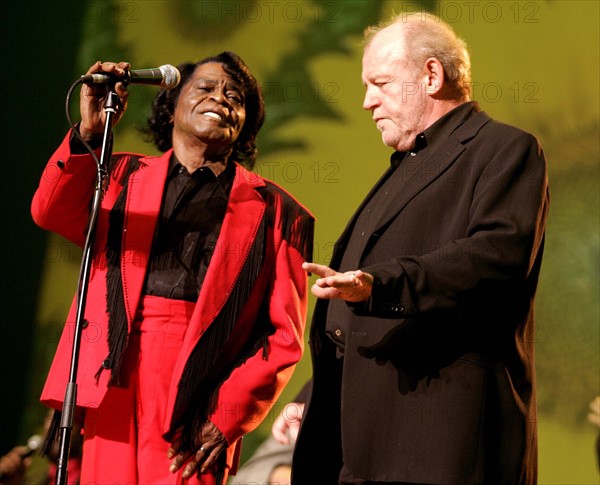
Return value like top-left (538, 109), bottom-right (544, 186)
top-left (209, 84), bottom-right (227, 104)
top-left (362, 85), bottom-right (378, 111)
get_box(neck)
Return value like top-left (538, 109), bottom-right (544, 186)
top-left (172, 138), bottom-right (231, 175)
top-left (422, 98), bottom-right (465, 131)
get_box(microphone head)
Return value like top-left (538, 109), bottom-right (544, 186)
top-left (22, 434), bottom-right (43, 457)
top-left (159, 64), bottom-right (181, 89)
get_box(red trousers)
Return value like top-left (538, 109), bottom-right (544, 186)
top-left (80, 296), bottom-right (228, 484)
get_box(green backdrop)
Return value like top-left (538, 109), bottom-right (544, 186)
top-left (2, 1), bottom-right (598, 483)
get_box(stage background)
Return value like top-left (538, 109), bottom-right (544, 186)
top-left (1, 1), bottom-right (598, 483)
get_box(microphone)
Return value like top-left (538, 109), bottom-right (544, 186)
top-left (81, 64), bottom-right (181, 89)
top-left (0, 434), bottom-right (43, 479)
top-left (22, 434), bottom-right (43, 458)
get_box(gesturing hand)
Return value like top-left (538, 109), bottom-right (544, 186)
top-left (302, 262), bottom-right (373, 302)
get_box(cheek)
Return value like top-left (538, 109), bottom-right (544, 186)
top-left (173, 98), bottom-right (192, 121)
top-left (381, 91), bottom-right (402, 111)
top-left (384, 100), bottom-right (405, 122)
top-left (235, 111), bottom-right (246, 134)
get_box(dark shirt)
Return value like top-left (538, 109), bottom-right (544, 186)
top-left (68, 128), bottom-right (235, 301)
top-left (143, 157), bottom-right (234, 301)
top-left (325, 101), bottom-right (476, 354)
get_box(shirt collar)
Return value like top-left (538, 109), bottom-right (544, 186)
top-left (168, 154), bottom-right (235, 192)
top-left (421, 101), bottom-right (477, 147)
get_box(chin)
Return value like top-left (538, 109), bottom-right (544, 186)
top-left (390, 138), bottom-right (413, 152)
top-left (382, 137), bottom-right (400, 150)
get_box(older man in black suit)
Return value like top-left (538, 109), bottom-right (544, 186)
top-left (273, 11), bottom-right (549, 485)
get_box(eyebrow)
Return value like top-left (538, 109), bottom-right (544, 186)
top-left (195, 78), bottom-right (243, 91)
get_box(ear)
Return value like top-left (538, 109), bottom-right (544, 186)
top-left (423, 57), bottom-right (445, 96)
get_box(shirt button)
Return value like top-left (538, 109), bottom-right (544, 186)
top-left (410, 152), bottom-right (416, 157)
top-left (179, 166), bottom-right (185, 173)
top-left (334, 329), bottom-right (342, 337)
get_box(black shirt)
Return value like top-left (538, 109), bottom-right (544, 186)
top-left (143, 157), bottom-right (234, 301)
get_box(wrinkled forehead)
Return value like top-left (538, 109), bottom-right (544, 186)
top-left (362, 29), bottom-right (408, 81)
top-left (364, 24), bottom-right (407, 63)
top-left (192, 62), bottom-right (244, 89)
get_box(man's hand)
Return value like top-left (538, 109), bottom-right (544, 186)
top-left (0, 446), bottom-right (30, 485)
top-left (302, 262), bottom-right (373, 302)
top-left (79, 61), bottom-right (131, 141)
top-left (272, 402), bottom-right (305, 445)
top-left (168, 420), bottom-right (227, 479)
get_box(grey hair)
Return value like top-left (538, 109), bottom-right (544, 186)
top-left (364, 11), bottom-right (472, 101)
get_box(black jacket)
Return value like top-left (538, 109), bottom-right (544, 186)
top-left (293, 103), bottom-right (549, 485)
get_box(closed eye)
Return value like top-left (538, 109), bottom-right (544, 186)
top-left (227, 94), bottom-right (242, 104)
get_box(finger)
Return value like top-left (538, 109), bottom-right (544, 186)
top-left (272, 416), bottom-right (291, 445)
top-left (355, 270), bottom-right (373, 287)
top-left (169, 456), bottom-right (182, 474)
top-left (283, 403), bottom-right (303, 441)
top-left (302, 262), bottom-right (335, 278)
top-left (313, 277), bottom-right (331, 288)
top-left (99, 61), bottom-right (130, 77)
top-left (273, 430), bottom-right (290, 445)
top-left (342, 272), bottom-right (360, 288)
top-left (117, 61), bottom-right (131, 71)
top-left (182, 458), bottom-right (198, 479)
top-left (322, 273), bottom-right (357, 289)
top-left (314, 274), bottom-right (351, 289)
top-left (85, 60), bottom-right (104, 76)
top-left (169, 451), bottom-right (191, 474)
top-left (167, 428), bottom-right (185, 461)
top-left (311, 284), bottom-right (342, 299)
top-left (114, 83), bottom-right (130, 111)
top-left (200, 446), bottom-right (224, 473)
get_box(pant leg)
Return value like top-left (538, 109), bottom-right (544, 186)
top-left (80, 296), bottom-right (225, 485)
top-left (81, 383), bottom-right (138, 484)
top-left (135, 297), bottom-right (229, 485)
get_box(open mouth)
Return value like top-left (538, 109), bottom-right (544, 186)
top-left (203, 111), bottom-right (224, 122)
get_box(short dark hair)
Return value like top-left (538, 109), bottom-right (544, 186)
top-left (143, 51), bottom-right (265, 169)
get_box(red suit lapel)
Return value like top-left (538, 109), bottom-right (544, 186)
top-left (120, 151), bottom-right (170, 327)
top-left (120, 157), bottom-right (268, 430)
top-left (164, 164), bottom-right (267, 429)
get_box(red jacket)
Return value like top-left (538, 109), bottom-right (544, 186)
top-left (32, 131), bottom-right (313, 470)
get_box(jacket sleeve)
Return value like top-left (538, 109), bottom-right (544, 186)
top-left (209, 212), bottom-right (313, 445)
top-left (31, 130), bottom-right (100, 247)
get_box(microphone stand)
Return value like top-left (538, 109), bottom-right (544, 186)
top-left (55, 85), bottom-right (120, 485)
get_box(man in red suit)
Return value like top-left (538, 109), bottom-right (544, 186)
top-left (32, 51), bottom-right (313, 484)
top-left (274, 12), bottom-right (548, 485)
